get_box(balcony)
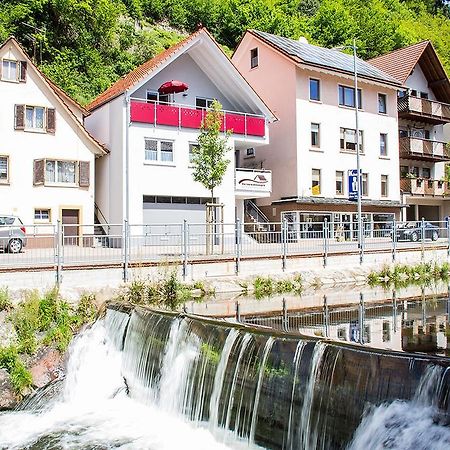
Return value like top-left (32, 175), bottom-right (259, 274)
top-left (130, 99), bottom-right (266, 138)
top-left (235, 168), bottom-right (272, 198)
top-left (398, 94), bottom-right (450, 124)
top-left (399, 137), bottom-right (449, 162)
top-left (400, 177), bottom-right (450, 197)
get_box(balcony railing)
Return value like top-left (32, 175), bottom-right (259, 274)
top-left (130, 98), bottom-right (266, 138)
top-left (399, 136), bottom-right (449, 162)
top-left (235, 168), bottom-right (272, 197)
top-left (400, 177), bottom-right (450, 196)
top-left (398, 94), bottom-right (450, 124)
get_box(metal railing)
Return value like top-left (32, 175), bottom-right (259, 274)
top-left (1, 219), bottom-right (449, 283)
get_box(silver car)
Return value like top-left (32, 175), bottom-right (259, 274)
top-left (0, 215), bottom-right (27, 253)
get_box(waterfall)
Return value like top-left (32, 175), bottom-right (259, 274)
top-left (349, 365), bottom-right (450, 450)
top-left (0, 304), bottom-right (448, 450)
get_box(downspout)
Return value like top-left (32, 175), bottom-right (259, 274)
top-left (125, 93), bottom-right (130, 224)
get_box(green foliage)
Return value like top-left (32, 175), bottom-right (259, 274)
top-left (0, 345), bottom-right (32, 395)
top-left (253, 274), bottom-right (303, 298)
top-left (0, 287), bottom-right (12, 311)
top-left (191, 100), bottom-right (231, 203)
top-left (0, 0), bottom-right (449, 105)
top-left (0, 346), bottom-right (18, 372)
top-left (367, 261), bottom-right (450, 288)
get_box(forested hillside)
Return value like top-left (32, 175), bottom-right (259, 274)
top-left (1, 0), bottom-right (449, 105)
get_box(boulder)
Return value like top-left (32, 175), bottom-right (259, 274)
top-left (29, 348), bottom-right (64, 388)
top-left (0, 369), bottom-right (16, 410)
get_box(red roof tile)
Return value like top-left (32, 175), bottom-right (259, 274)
top-left (87, 30), bottom-right (201, 112)
top-left (368, 41), bottom-right (430, 84)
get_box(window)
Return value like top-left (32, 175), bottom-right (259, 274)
top-left (378, 93), bottom-right (387, 114)
top-left (340, 128), bottom-right (363, 153)
top-left (380, 133), bottom-right (388, 157)
top-left (312, 169), bottom-right (321, 195)
top-left (196, 97), bottom-right (214, 110)
top-left (422, 167), bottom-right (431, 179)
top-left (309, 79), bottom-right (320, 101)
top-left (362, 173), bottom-right (368, 197)
top-left (146, 90), bottom-right (169, 104)
top-left (338, 85), bottom-right (362, 108)
top-left (45, 160), bottom-right (76, 184)
top-left (2, 59), bottom-right (17, 81)
top-left (144, 139), bottom-right (174, 163)
top-left (336, 171), bottom-right (344, 195)
top-left (311, 123), bottom-right (320, 147)
top-left (25, 106), bottom-right (45, 130)
top-left (250, 48), bottom-right (258, 68)
top-left (0, 156), bottom-right (8, 183)
top-left (381, 175), bottom-right (388, 197)
top-left (189, 143), bottom-right (199, 164)
top-left (34, 209), bottom-right (50, 221)
top-left (411, 166), bottom-right (419, 177)
top-left (420, 92), bottom-right (429, 99)
top-left (382, 321), bottom-right (391, 342)
top-left (400, 165), bottom-right (408, 177)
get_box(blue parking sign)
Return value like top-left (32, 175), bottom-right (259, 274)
top-left (348, 169), bottom-right (361, 201)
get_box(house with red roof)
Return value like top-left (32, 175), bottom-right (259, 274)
top-left (86, 28), bottom-right (275, 229)
top-left (370, 41), bottom-right (450, 222)
top-left (0, 37), bottom-right (106, 248)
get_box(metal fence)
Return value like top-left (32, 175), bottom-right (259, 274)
top-left (1, 218), bottom-right (449, 283)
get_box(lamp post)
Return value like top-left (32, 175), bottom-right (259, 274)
top-left (333, 39), bottom-right (363, 261)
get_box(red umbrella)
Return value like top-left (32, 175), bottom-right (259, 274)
top-left (158, 80), bottom-right (189, 95)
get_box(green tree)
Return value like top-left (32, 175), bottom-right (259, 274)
top-left (191, 100), bottom-right (230, 204)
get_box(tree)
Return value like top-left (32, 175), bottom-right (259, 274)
top-left (191, 99), bottom-right (231, 205)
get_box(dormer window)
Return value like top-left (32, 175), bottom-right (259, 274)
top-left (1, 59), bottom-right (26, 82)
top-left (250, 48), bottom-right (258, 69)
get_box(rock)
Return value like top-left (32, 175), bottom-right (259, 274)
top-left (28, 348), bottom-right (64, 388)
top-left (0, 368), bottom-right (16, 410)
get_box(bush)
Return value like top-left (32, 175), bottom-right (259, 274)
top-left (0, 346), bottom-right (18, 372)
top-left (0, 287), bottom-right (12, 311)
top-left (10, 361), bottom-right (32, 394)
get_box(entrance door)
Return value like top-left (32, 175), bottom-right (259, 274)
top-left (62, 209), bottom-right (79, 245)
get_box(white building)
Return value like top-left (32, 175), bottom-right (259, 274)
top-left (85, 28), bottom-right (275, 229)
top-left (370, 41), bottom-right (450, 222)
top-left (0, 37), bottom-right (106, 239)
top-left (232, 31), bottom-right (402, 236)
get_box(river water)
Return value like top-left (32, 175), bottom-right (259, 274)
top-left (0, 306), bottom-right (448, 449)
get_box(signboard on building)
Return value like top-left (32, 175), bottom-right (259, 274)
top-left (348, 169), bottom-right (361, 201)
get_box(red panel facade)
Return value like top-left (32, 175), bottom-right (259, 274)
top-left (225, 113), bottom-right (246, 134)
top-left (181, 108), bottom-right (204, 129)
top-left (130, 101), bottom-right (155, 123)
top-left (156, 104), bottom-right (179, 126)
top-left (246, 116), bottom-right (266, 137)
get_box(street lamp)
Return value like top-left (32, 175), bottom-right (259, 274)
top-left (333, 38), bottom-right (363, 262)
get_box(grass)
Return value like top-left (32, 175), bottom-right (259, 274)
top-left (118, 271), bottom-right (202, 310)
top-left (253, 275), bottom-right (303, 299)
top-left (0, 287), bottom-right (12, 311)
top-left (367, 262), bottom-right (450, 289)
top-left (0, 288), bottom-right (99, 396)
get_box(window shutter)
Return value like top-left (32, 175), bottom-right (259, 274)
top-left (33, 159), bottom-right (45, 185)
top-left (79, 161), bottom-right (90, 187)
top-left (46, 108), bottom-right (55, 133)
top-left (14, 104), bottom-right (25, 130)
top-left (19, 61), bottom-right (27, 82)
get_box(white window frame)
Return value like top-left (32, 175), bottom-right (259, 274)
top-left (381, 175), bottom-right (388, 197)
top-left (0, 155), bottom-right (9, 184)
top-left (312, 168), bottom-right (321, 196)
top-left (195, 97), bottom-right (215, 110)
top-left (1, 59), bottom-right (18, 82)
top-left (379, 133), bottom-right (388, 157)
top-left (340, 127), bottom-right (364, 153)
top-left (336, 170), bottom-right (344, 195)
top-left (338, 84), bottom-right (362, 109)
top-left (25, 105), bottom-right (46, 131)
top-left (309, 78), bottom-right (321, 102)
top-left (311, 123), bottom-right (320, 148)
top-left (45, 159), bottom-right (77, 185)
top-left (146, 90), bottom-right (169, 104)
top-left (144, 138), bottom-right (175, 164)
top-left (34, 208), bottom-right (51, 222)
top-left (378, 93), bottom-right (387, 114)
top-left (188, 142), bottom-right (199, 165)
top-left (362, 173), bottom-right (369, 197)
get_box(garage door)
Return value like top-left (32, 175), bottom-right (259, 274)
top-left (143, 202), bottom-right (206, 225)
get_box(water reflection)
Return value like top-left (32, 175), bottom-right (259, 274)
top-left (242, 292), bottom-right (450, 356)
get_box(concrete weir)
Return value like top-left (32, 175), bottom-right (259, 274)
top-left (108, 303), bottom-right (450, 449)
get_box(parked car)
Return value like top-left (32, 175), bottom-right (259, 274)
top-left (0, 215), bottom-right (27, 253)
top-left (394, 221), bottom-right (439, 242)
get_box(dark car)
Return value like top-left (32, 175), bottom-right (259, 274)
top-left (394, 221), bottom-right (439, 242)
